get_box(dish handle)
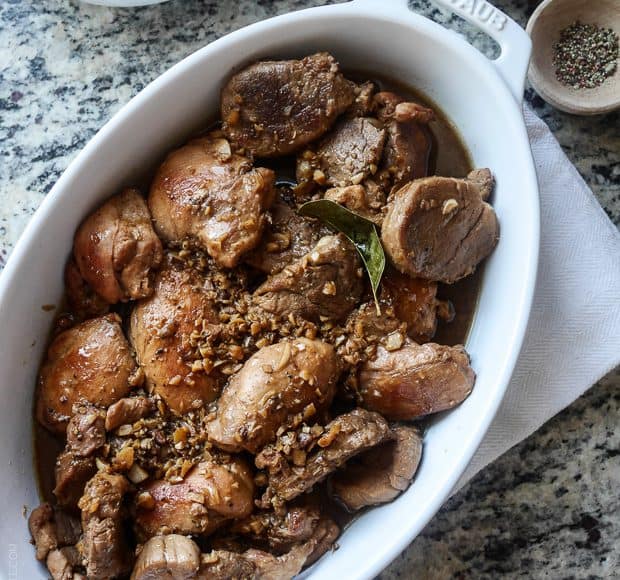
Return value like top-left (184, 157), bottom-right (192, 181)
top-left (352, 0), bottom-right (532, 103)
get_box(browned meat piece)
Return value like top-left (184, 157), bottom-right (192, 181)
top-left (373, 91), bottom-right (434, 125)
top-left (231, 508), bottom-right (339, 567)
top-left (372, 92), bottom-right (434, 191)
top-left (78, 472), bottom-right (132, 580)
top-left (467, 167), bottom-right (495, 200)
top-left (135, 454), bottom-right (254, 539)
top-left (148, 133), bottom-right (275, 268)
top-left (347, 81), bottom-right (377, 118)
top-left (29, 504), bottom-right (58, 561)
top-left (105, 396), bottom-right (155, 431)
top-left (381, 170), bottom-right (499, 283)
top-left (54, 510), bottom-right (82, 547)
top-left (323, 184), bottom-right (385, 225)
top-left (46, 546), bottom-right (82, 580)
top-left (129, 259), bottom-right (225, 414)
top-left (330, 425), bottom-right (423, 511)
top-left (256, 408), bottom-right (392, 508)
top-left (245, 200), bottom-right (328, 275)
top-left (381, 118), bottom-right (433, 189)
top-left (198, 550), bottom-right (256, 579)
top-left (54, 451), bottom-right (97, 509)
top-left (37, 313), bottom-right (141, 434)
top-left (130, 534), bottom-right (201, 580)
top-left (207, 338), bottom-right (339, 453)
top-left (312, 118), bottom-right (386, 187)
top-left (64, 258), bottom-right (109, 320)
top-left (73, 188), bottom-right (163, 304)
top-left (371, 91), bottom-right (435, 192)
top-left (303, 518), bottom-right (340, 566)
top-left (253, 234), bottom-right (363, 323)
top-left (28, 504), bottom-right (81, 562)
top-left (381, 269), bottom-right (450, 343)
top-left (221, 52), bottom-right (355, 157)
top-left (346, 301), bottom-right (404, 342)
top-left (231, 505), bottom-right (322, 553)
top-left (359, 341), bottom-right (475, 420)
top-left (341, 301), bottom-right (414, 374)
top-left (245, 549), bottom-right (305, 578)
top-left (66, 403), bottom-right (106, 457)
top-left (198, 519), bottom-right (337, 579)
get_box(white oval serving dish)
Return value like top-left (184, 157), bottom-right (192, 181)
top-left (0, 1), bottom-right (539, 578)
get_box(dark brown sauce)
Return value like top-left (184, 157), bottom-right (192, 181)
top-left (34, 423), bottom-right (64, 502)
top-left (33, 70), bottom-right (483, 556)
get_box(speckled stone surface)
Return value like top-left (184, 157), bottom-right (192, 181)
top-left (1, 0), bottom-right (618, 578)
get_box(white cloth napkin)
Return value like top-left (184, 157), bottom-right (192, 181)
top-left (455, 104), bottom-right (620, 490)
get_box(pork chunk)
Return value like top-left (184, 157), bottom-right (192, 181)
top-left (312, 117), bottom-right (386, 187)
top-left (323, 184), bottom-right (385, 225)
top-left (135, 454), bottom-right (254, 539)
top-left (29, 504), bottom-right (58, 561)
top-left (131, 535), bottom-right (201, 580)
top-left (347, 81), bottom-right (377, 118)
top-left (46, 546), bottom-right (82, 580)
top-left (197, 550), bottom-right (256, 579)
top-left (37, 314), bottom-right (141, 434)
top-left (78, 473), bottom-right (132, 580)
top-left (73, 188), bottom-right (163, 304)
top-left (381, 170), bottom-right (499, 283)
top-left (359, 341), bottom-right (475, 420)
top-left (148, 133), bottom-right (275, 268)
top-left (129, 259), bottom-right (225, 414)
top-left (66, 403), bottom-right (106, 457)
top-left (467, 167), bottom-right (495, 200)
top-left (330, 425), bottom-right (422, 511)
top-left (29, 504), bottom-right (82, 563)
top-left (373, 91), bottom-right (434, 190)
top-left (253, 234), bottom-right (363, 323)
top-left (231, 504), bottom-right (322, 553)
top-left (52, 405), bottom-right (106, 508)
top-left (344, 271), bottom-right (445, 347)
top-left (256, 408), bottom-right (392, 508)
top-left (54, 451), bottom-right (97, 509)
top-left (245, 200), bottom-right (328, 275)
top-left (105, 396), bottom-right (156, 432)
top-left (221, 52), bottom-right (355, 157)
top-left (207, 338), bottom-right (338, 453)
top-left (198, 519), bottom-right (338, 579)
top-left (381, 269), bottom-right (450, 343)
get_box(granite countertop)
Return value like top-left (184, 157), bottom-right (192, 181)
top-left (1, 0), bottom-right (618, 577)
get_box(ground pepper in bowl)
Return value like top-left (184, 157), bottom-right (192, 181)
top-left (553, 21), bottom-right (619, 89)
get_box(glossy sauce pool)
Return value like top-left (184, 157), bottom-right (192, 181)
top-left (34, 72), bottom-right (482, 533)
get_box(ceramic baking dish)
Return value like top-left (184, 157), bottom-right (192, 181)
top-left (0, 0), bottom-right (539, 577)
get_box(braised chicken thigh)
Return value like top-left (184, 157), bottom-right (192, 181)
top-left (37, 313), bottom-right (141, 434)
top-left (129, 257), bottom-right (225, 414)
top-left (73, 188), bottom-right (163, 305)
top-left (206, 338), bottom-right (339, 453)
top-left (135, 454), bottom-right (254, 539)
top-left (31, 51), bottom-right (498, 580)
top-left (148, 133), bottom-right (275, 268)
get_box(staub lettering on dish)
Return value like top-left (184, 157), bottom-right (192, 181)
top-left (448, 0), bottom-right (507, 31)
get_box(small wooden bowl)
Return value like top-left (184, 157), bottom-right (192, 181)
top-left (526, 0), bottom-right (620, 115)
